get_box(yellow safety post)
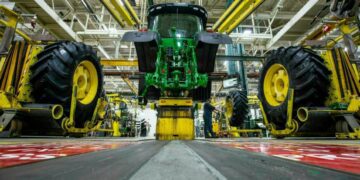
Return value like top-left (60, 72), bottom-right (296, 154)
top-left (112, 121), bottom-right (121, 137)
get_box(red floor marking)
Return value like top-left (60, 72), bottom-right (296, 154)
top-left (214, 142), bottom-right (360, 174)
top-left (0, 141), bottom-right (137, 168)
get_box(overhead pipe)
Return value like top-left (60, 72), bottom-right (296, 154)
top-left (122, 0), bottom-right (141, 25)
top-left (212, 0), bottom-right (241, 31)
top-left (224, 0), bottom-right (264, 34)
top-left (213, 0), bottom-right (265, 34)
top-left (101, 0), bottom-right (126, 27)
top-left (110, 0), bottom-right (136, 26)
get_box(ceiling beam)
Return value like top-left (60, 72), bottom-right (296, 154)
top-left (254, 12), bottom-right (314, 21)
top-left (98, 45), bottom-right (111, 59)
top-left (77, 29), bottom-right (131, 35)
top-left (33, 0), bottom-right (81, 41)
top-left (266, 0), bottom-right (319, 49)
top-left (229, 33), bottom-right (272, 39)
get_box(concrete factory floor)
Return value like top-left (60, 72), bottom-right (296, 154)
top-left (0, 138), bottom-right (359, 179)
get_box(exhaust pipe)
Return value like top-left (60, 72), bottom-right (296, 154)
top-left (19, 104), bottom-right (64, 120)
top-left (51, 105), bottom-right (64, 120)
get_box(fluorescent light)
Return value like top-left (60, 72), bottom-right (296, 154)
top-left (121, 45), bottom-right (128, 48)
top-left (243, 29), bottom-right (252, 35)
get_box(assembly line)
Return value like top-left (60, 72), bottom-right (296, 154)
top-left (0, 0), bottom-right (359, 179)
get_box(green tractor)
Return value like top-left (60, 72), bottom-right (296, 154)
top-left (122, 3), bottom-right (233, 140)
top-left (122, 3), bottom-right (232, 104)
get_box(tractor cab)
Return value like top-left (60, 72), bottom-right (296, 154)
top-left (147, 3), bottom-right (207, 38)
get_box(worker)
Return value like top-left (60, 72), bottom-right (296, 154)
top-left (203, 100), bottom-right (220, 138)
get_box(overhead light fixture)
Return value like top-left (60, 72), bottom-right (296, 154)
top-left (243, 29), bottom-right (252, 35)
top-left (242, 29), bottom-right (253, 40)
top-left (121, 45), bottom-right (128, 48)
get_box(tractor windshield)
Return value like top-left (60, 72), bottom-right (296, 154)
top-left (152, 13), bottom-right (203, 38)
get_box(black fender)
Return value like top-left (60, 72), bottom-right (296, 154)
top-left (195, 32), bottom-right (232, 44)
top-left (122, 31), bottom-right (160, 72)
top-left (195, 32), bottom-right (232, 73)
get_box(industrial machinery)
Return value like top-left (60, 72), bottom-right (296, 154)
top-left (258, 0), bottom-right (360, 139)
top-left (258, 12), bottom-right (360, 139)
top-left (105, 93), bottom-right (134, 137)
top-left (212, 91), bottom-right (262, 138)
top-left (0, 5), bottom-right (113, 137)
top-left (122, 3), bottom-right (235, 140)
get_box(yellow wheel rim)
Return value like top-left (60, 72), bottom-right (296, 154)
top-left (263, 64), bottom-right (289, 106)
top-left (73, 60), bottom-right (98, 105)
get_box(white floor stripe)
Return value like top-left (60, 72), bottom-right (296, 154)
top-left (130, 141), bottom-right (227, 180)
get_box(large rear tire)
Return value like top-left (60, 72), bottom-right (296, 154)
top-left (258, 46), bottom-right (330, 129)
top-left (226, 90), bottom-right (249, 127)
top-left (30, 41), bottom-right (103, 128)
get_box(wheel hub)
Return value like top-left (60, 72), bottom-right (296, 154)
top-left (73, 60), bottom-right (98, 104)
top-left (264, 64), bottom-right (289, 106)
